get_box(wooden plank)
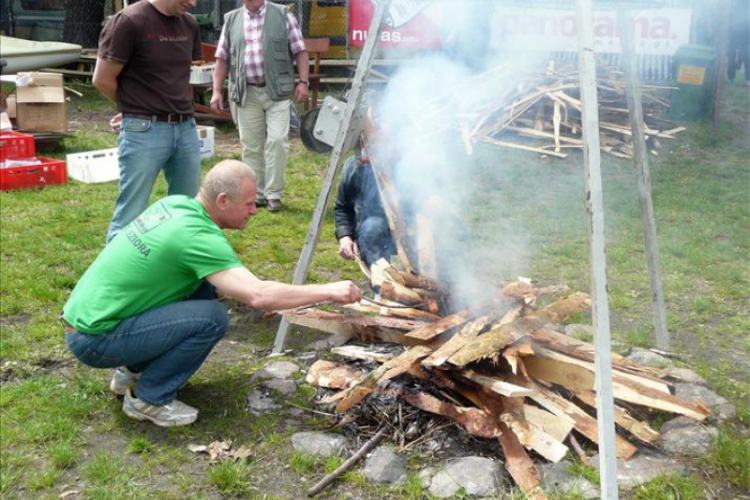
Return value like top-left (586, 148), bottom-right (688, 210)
top-left (414, 213), bottom-right (438, 280)
top-left (531, 344), bottom-right (671, 394)
top-left (482, 137), bottom-right (568, 158)
top-left (422, 314), bottom-right (494, 368)
top-left (281, 308), bottom-right (428, 346)
top-left (538, 292), bottom-right (592, 323)
top-left (458, 370), bottom-right (533, 398)
top-left (574, 390), bottom-right (660, 444)
top-left (335, 346), bottom-right (432, 413)
top-left (508, 375), bottom-right (638, 460)
top-left (399, 392), bottom-right (502, 439)
top-left (497, 421), bottom-right (549, 500)
top-left (447, 317), bottom-right (538, 367)
top-left (405, 306), bottom-right (486, 342)
top-left (330, 345), bottom-right (394, 363)
top-left (306, 360), bottom-right (365, 389)
top-left (379, 281), bottom-right (426, 307)
top-left (273, 0), bottom-right (391, 353)
top-left (524, 405), bottom-right (575, 443)
top-left (526, 423), bottom-right (570, 463)
top-left (618, 9), bottom-right (670, 351)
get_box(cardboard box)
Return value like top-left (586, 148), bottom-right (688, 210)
top-left (66, 148), bottom-right (119, 184)
top-left (197, 125), bottom-right (215, 160)
top-left (5, 94), bottom-right (16, 119)
top-left (16, 72), bottom-right (67, 133)
top-left (0, 112), bottom-right (11, 132)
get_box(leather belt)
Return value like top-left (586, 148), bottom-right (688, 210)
top-left (60, 317), bottom-right (77, 335)
top-left (247, 80), bottom-right (266, 87)
top-left (124, 112), bottom-right (193, 124)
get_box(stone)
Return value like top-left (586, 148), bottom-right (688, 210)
top-left (663, 367), bottom-right (707, 386)
top-left (364, 447), bottom-right (407, 485)
top-left (246, 389), bottom-right (282, 415)
top-left (538, 462), bottom-right (599, 500)
top-left (418, 467), bottom-right (436, 488)
top-left (674, 383), bottom-right (736, 421)
top-left (251, 361), bottom-right (300, 382)
top-left (564, 324), bottom-right (594, 339)
top-left (626, 347), bottom-right (672, 368)
top-left (660, 416), bottom-right (702, 434)
top-left (261, 378), bottom-right (297, 396)
top-left (291, 431), bottom-right (347, 458)
top-left (307, 335), bottom-right (350, 351)
top-left (659, 425), bottom-right (717, 457)
top-left (591, 450), bottom-right (687, 490)
top-left (428, 457), bottom-right (505, 498)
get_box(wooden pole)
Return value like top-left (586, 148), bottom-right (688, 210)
top-left (575, 0), bottom-right (619, 498)
top-left (617, 11), bottom-right (670, 351)
top-left (712, 0), bottom-right (731, 142)
top-left (273, 0), bottom-right (391, 354)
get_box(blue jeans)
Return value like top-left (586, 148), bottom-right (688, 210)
top-left (65, 284), bottom-right (228, 406)
top-left (106, 116), bottom-right (202, 243)
top-left (358, 215), bottom-right (395, 268)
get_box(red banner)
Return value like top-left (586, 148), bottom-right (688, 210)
top-left (348, 0), bottom-right (443, 49)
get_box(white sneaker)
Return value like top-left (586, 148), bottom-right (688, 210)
top-left (110, 367), bottom-right (140, 396)
top-left (122, 387), bottom-right (198, 427)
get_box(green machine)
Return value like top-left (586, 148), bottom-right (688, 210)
top-left (669, 44), bottom-right (718, 120)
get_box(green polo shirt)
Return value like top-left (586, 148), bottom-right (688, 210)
top-left (63, 196), bottom-right (242, 333)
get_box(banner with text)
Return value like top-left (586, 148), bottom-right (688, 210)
top-left (348, 1), bottom-right (691, 56)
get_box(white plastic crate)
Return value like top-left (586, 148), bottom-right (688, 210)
top-left (197, 126), bottom-right (215, 160)
top-left (66, 148), bottom-right (119, 184)
top-left (189, 63), bottom-right (216, 85)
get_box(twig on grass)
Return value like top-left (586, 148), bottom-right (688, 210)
top-left (306, 427), bottom-right (389, 497)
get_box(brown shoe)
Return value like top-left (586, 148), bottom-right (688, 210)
top-left (267, 199), bottom-right (282, 212)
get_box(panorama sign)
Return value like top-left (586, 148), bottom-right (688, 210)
top-left (348, 1), bottom-right (691, 56)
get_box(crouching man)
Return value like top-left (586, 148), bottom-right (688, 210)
top-left (61, 160), bottom-right (361, 427)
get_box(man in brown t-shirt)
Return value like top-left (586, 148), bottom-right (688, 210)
top-left (93, 0), bottom-right (203, 243)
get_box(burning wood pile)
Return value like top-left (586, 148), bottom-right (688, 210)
top-left (282, 273), bottom-right (708, 498)
top-left (279, 106), bottom-right (703, 498)
top-left (432, 61), bottom-right (684, 160)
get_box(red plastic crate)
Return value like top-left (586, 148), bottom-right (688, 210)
top-left (0, 131), bottom-right (36, 162)
top-left (0, 157), bottom-right (67, 191)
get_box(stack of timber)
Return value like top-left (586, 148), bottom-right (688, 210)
top-left (426, 61), bottom-right (684, 160)
top-left (283, 276), bottom-right (709, 499)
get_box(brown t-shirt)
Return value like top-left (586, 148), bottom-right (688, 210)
top-left (98, 1), bottom-right (202, 115)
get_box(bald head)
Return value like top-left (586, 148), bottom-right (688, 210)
top-left (200, 160), bottom-right (256, 205)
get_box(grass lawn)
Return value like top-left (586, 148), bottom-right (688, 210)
top-left (0, 79), bottom-right (748, 499)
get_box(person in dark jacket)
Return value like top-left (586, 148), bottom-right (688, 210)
top-left (334, 145), bottom-right (395, 269)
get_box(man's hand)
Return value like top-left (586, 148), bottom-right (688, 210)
top-left (294, 82), bottom-right (309, 104)
top-left (210, 91), bottom-right (224, 112)
top-left (325, 281), bottom-right (363, 304)
top-left (109, 113), bottom-right (123, 133)
top-left (338, 236), bottom-right (359, 260)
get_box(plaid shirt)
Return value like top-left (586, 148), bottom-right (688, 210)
top-left (215, 2), bottom-right (306, 84)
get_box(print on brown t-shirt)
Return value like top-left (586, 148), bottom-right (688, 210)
top-left (97, 1), bottom-right (202, 115)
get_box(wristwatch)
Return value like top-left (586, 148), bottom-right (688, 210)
top-left (299, 81), bottom-right (309, 86)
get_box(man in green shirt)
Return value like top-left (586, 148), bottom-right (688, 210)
top-left (62, 160), bottom-right (361, 427)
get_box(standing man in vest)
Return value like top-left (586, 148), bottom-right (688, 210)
top-left (210, 0), bottom-right (309, 212)
top-left (93, 0), bottom-right (203, 243)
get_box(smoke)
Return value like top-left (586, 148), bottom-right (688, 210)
top-left (369, 1), bottom-right (553, 310)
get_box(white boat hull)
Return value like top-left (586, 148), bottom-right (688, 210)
top-left (0, 36), bottom-right (82, 74)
